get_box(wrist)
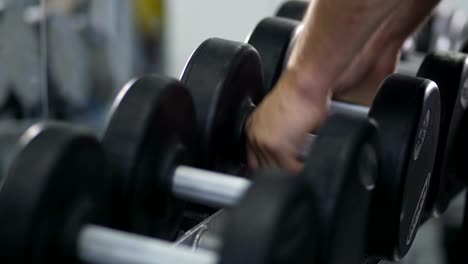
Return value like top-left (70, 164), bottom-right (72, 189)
top-left (375, 29), bottom-right (406, 53)
top-left (283, 65), bottom-right (332, 105)
top-left (277, 67), bottom-right (331, 124)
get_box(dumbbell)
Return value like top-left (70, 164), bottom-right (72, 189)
top-left (180, 35), bottom-right (439, 261)
top-left (101, 74), bottom-right (381, 264)
top-left (101, 71), bottom-right (378, 259)
top-left (227, 112), bottom-right (379, 264)
top-left (0, 121), bottom-right (320, 264)
top-left (99, 38), bottom-right (313, 240)
top-left (416, 52), bottom-right (468, 218)
top-left (243, 18), bottom-right (440, 260)
top-left (101, 74), bottom-right (262, 239)
top-left (189, 112), bottom-right (379, 264)
top-left (0, 116), bottom-right (379, 264)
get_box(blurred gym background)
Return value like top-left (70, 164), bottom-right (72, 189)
top-left (0, 0), bottom-right (467, 263)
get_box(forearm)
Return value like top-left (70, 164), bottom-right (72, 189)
top-left (374, 0), bottom-right (441, 48)
top-left (287, 0), bottom-right (401, 99)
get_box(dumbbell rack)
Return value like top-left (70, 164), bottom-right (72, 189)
top-left (169, 44), bottom-right (467, 263)
top-left (75, 3), bottom-right (468, 264)
top-left (175, 210), bottom-right (225, 251)
top-left (1, 1), bottom-right (468, 264)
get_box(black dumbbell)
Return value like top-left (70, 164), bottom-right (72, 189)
top-left (223, 112), bottom-right (379, 264)
top-left (102, 75), bottom-right (261, 238)
top-left (100, 71), bottom-right (373, 241)
top-left (417, 52), bottom-right (468, 217)
top-left (101, 74), bottom-right (380, 264)
top-left (180, 36), bottom-right (439, 261)
top-left (0, 122), bottom-right (319, 264)
top-left (179, 38), bottom-right (265, 172)
top-left (244, 18), bottom-right (440, 260)
top-left (246, 17), bottom-right (300, 94)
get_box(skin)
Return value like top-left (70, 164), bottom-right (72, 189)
top-left (246, 0), bottom-right (441, 173)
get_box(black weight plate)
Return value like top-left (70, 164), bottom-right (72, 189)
top-left (417, 52), bottom-right (468, 217)
top-left (0, 122), bottom-right (110, 263)
top-left (181, 38), bottom-right (264, 172)
top-left (367, 74), bottom-right (440, 260)
top-left (219, 169), bottom-right (318, 264)
top-left (303, 113), bottom-right (379, 264)
top-left (275, 1), bottom-right (309, 21)
top-left (101, 75), bottom-right (197, 239)
top-left (247, 17), bottom-right (300, 93)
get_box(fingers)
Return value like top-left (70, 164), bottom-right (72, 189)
top-left (247, 144), bottom-right (260, 169)
top-left (244, 66), bottom-right (330, 174)
top-left (245, 95), bottom-right (323, 173)
top-left (246, 137), bottom-right (304, 174)
top-left (246, 115), bottom-right (282, 169)
top-left (274, 150), bottom-right (304, 174)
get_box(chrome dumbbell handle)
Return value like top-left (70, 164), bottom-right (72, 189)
top-left (78, 225), bottom-right (218, 264)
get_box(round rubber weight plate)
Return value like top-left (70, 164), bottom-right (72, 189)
top-left (181, 38), bottom-right (264, 172)
top-left (302, 113), bottom-right (378, 264)
top-left (219, 170), bottom-right (318, 264)
top-left (367, 74), bottom-right (441, 260)
top-left (0, 122), bottom-right (110, 263)
top-left (275, 1), bottom-right (309, 21)
top-left (101, 75), bottom-right (197, 239)
top-left (417, 52), bottom-right (468, 216)
top-left (247, 17), bottom-right (299, 93)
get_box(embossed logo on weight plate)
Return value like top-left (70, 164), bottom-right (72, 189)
top-left (413, 110), bottom-right (431, 161)
top-left (406, 172), bottom-right (431, 245)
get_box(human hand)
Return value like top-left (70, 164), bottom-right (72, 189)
top-left (245, 68), bottom-right (330, 173)
top-left (245, 31), bottom-right (402, 173)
